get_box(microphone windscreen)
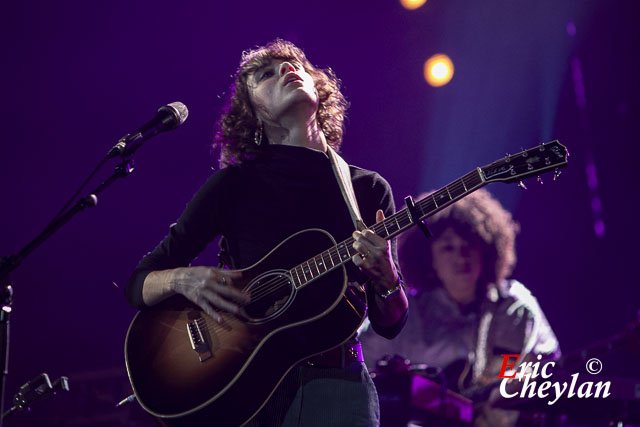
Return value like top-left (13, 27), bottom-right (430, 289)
top-left (167, 102), bottom-right (189, 125)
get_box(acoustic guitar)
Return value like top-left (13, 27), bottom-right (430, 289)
top-left (125, 141), bottom-right (568, 426)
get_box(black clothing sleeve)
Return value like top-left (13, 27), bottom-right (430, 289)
top-left (351, 166), bottom-right (407, 339)
top-left (124, 168), bottom-right (235, 308)
top-left (125, 146), bottom-right (406, 339)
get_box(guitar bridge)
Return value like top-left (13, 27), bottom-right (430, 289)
top-left (187, 318), bottom-right (212, 362)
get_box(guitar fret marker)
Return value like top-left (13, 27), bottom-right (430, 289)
top-left (125, 141), bottom-right (569, 425)
top-left (310, 259), bottom-right (320, 276)
top-left (339, 244), bottom-right (349, 259)
top-left (304, 262), bottom-right (314, 279)
top-left (265, 142), bottom-right (566, 295)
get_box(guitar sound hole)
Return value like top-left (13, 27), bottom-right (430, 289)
top-left (244, 272), bottom-right (294, 321)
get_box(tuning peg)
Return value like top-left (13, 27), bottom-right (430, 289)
top-left (537, 176), bottom-right (543, 184)
top-left (518, 180), bottom-right (527, 190)
top-left (521, 147), bottom-right (527, 157)
top-left (553, 168), bottom-right (562, 181)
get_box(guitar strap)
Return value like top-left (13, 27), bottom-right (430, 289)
top-left (326, 146), bottom-right (367, 231)
top-left (218, 146), bottom-right (364, 269)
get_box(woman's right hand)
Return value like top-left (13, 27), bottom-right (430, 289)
top-left (169, 266), bottom-right (250, 322)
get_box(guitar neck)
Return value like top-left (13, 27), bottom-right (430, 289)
top-left (289, 140), bottom-right (568, 290)
top-left (289, 169), bottom-right (486, 290)
top-left (375, 168), bottom-right (486, 240)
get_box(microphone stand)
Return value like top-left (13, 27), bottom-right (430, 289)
top-left (0, 151), bottom-right (138, 426)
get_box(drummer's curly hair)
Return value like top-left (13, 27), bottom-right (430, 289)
top-left (213, 39), bottom-right (349, 167)
top-left (398, 189), bottom-right (519, 294)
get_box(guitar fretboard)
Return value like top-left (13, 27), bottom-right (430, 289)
top-left (289, 169), bottom-right (485, 289)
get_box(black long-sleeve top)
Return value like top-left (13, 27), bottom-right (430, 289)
top-left (125, 144), bottom-right (406, 338)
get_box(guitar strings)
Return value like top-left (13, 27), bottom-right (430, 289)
top-left (193, 152), bottom-right (558, 327)
top-left (180, 153), bottom-right (555, 333)
top-left (244, 243), bottom-right (351, 304)
top-left (235, 176), bottom-right (470, 306)
top-left (238, 214), bottom-right (401, 305)
top-left (196, 316), bottom-right (239, 338)
top-left (236, 176), bottom-right (479, 307)
top-left (220, 176), bottom-right (481, 311)
top-left (239, 236), bottom-right (359, 305)
top-left (232, 159), bottom-right (552, 314)
top-left (242, 241), bottom-right (352, 305)
top-left (198, 174), bottom-right (491, 326)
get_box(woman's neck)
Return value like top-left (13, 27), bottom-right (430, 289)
top-left (264, 115), bottom-right (327, 152)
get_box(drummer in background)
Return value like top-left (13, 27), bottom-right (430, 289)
top-left (359, 188), bottom-right (560, 426)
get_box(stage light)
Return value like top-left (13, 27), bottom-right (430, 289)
top-left (424, 54), bottom-right (454, 87)
top-left (400, 0), bottom-right (427, 10)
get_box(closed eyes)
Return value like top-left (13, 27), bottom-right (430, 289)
top-left (255, 61), bottom-right (302, 83)
top-left (258, 69), bottom-right (274, 81)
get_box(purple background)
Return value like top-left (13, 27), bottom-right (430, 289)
top-left (1, 0), bottom-right (638, 424)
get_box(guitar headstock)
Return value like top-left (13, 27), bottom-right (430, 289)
top-left (481, 140), bottom-right (568, 184)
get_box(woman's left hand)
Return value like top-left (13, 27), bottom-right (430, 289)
top-left (351, 209), bottom-right (398, 292)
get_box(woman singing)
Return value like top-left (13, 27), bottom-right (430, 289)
top-left (125, 39), bottom-right (407, 426)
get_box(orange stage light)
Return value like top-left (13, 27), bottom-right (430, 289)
top-left (424, 54), bottom-right (454, 87)
top-left (400, 0), bottom-right (427, 11)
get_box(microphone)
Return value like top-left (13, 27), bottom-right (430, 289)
top-left (108, 102), bottom-right (188, 158)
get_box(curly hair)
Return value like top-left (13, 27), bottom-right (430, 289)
top-left (213, 39), bottom-right (349, 167)
top-left (398, 189), bottom-right (519, 295)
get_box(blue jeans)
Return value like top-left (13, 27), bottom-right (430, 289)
top-left (245, 362), bottom-right (380, 426)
